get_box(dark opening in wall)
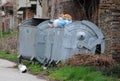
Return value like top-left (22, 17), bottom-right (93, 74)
top-left (95, 44), bottom-right (101, 54)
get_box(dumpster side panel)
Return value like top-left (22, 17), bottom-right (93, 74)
top-left (36, 20), bottom-right (50, 63)
top-left (18, 26), bottom-right (36, 58)
top-left (45, 28), bottom-right (55, 60)
top-left (51, 28), bottom-right (64, 61)
top-left (35, 30), bottom-right (46, 60)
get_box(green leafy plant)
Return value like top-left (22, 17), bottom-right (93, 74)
top-left (49, 66), bottom-right (119, 81)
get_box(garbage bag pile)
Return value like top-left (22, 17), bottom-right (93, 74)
top-left (48, 14), bottom-right (72, 27)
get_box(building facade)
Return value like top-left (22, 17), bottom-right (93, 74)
top-left (17, 0), bottom-right (37, 20)
top-left (98, 0), bottom-right (120, 62)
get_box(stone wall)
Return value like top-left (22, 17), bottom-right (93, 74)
top-left (98, 0), bottom-right (120, 61)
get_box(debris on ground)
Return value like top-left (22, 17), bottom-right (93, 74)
top-left (66, 54), bottom-right (116, 68)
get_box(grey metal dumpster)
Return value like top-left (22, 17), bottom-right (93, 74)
top-left (60, 20), bottom-right (105, 61)
top-left (18, 19), bottom-right (105, 66)
top-left (18, 18), bottom-right (48, 63)
top-left (43, 20), bottom-right (105, 64)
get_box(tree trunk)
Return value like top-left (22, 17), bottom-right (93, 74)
top-left (41, 0), bottom-right (82, 20)
top-left (41, 0), bottom-right (49, 18)
top-left (41, 0), bottom-right (99, 21)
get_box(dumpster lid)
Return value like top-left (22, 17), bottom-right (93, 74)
top-left (20, 18), bottom-right (49, 26)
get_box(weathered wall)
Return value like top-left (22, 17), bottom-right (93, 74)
top-left (98, 0), bottom-right (120, 60)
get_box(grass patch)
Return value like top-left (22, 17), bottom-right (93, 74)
top-left (49, 66), bottom-right (119, 81)
top-left (102, 65), bottom-right (120, 78)
top-left (27, 62), bottom-right (58, 75)
top-left (0, 52), bottom-right (18, 62)
top-left (27, 62), bottom-right (45, 75)
top-left (0, 30), bottom-right (18, 38)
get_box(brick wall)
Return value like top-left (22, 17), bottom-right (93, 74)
top-left (98, 0), bottom-right (120, 61)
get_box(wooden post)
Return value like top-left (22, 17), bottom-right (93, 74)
top-left (42, 0), bottom-right (49, 18)
top-left (13, 0), bottom-right (18, 29)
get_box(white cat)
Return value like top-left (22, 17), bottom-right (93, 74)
top-left (18, 64), bottom-right (27, 73)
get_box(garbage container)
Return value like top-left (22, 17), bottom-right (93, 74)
top-left (61, 20), bottom-right (105, 61)
top-left (43, 20), bottom-right (105, 64)
top-left (18, 19), bottom-right (105, 66)
top-left (18, 18), bottom-right (48, 63)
